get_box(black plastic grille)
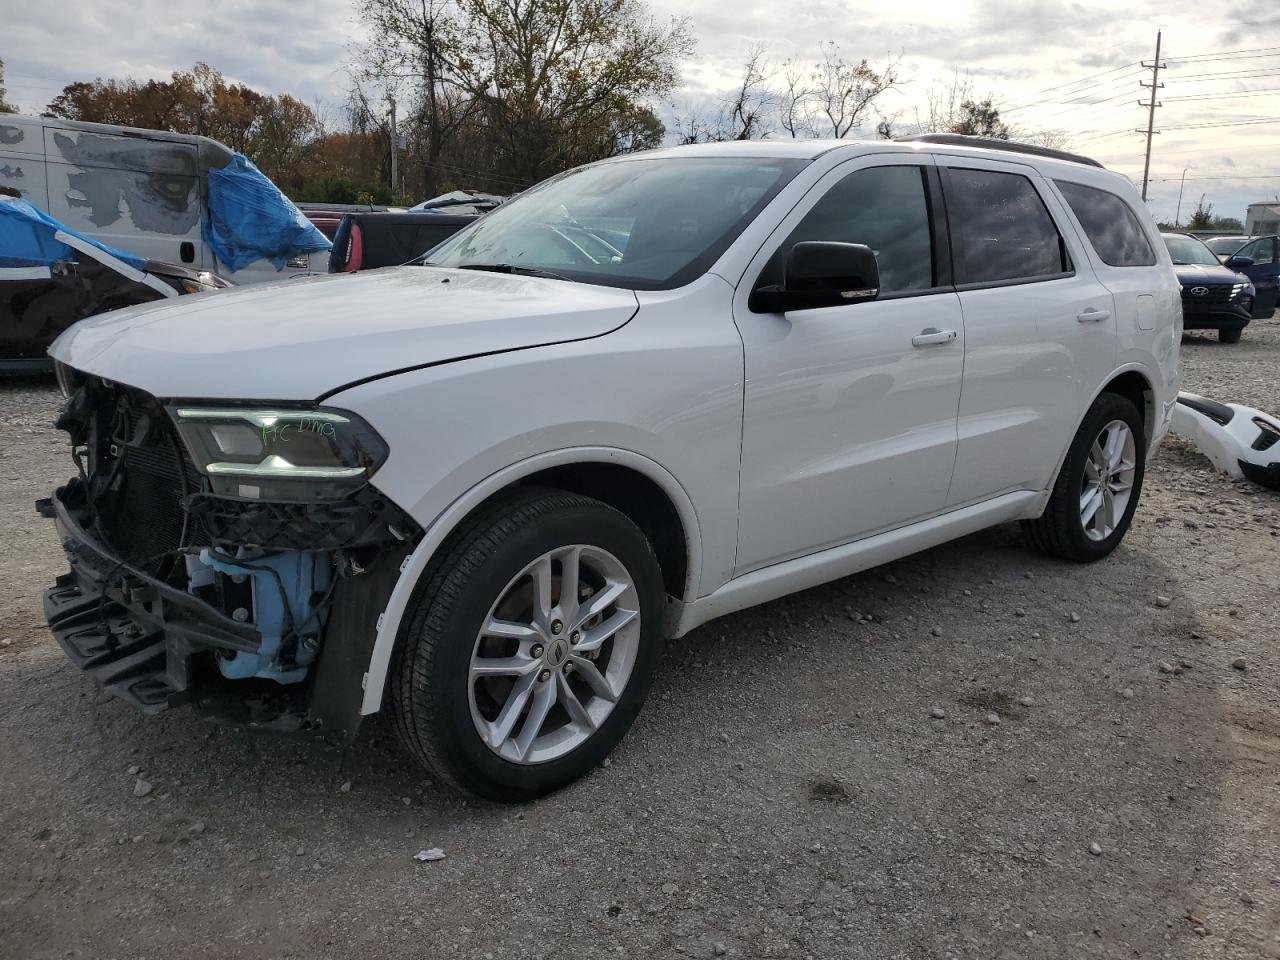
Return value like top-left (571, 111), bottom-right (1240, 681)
top-left (1180, 284), bottom-right (1234, 306)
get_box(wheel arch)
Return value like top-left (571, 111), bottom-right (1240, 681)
top-left (358, 447), bottom-right (702, 716)
top-left (1037, 364), bottom-right (1157, 506)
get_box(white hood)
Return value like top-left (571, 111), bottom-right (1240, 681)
top-left (49, 267), bottom-right (639, 400)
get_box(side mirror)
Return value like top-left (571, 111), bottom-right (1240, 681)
top-left (1225, 255), bottom-right (1255, 269)
top-left (751, 241), bottom-right (881, 313)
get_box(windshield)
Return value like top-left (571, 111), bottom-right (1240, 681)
top-left (1204, 237), bottom-right (1248, 256)
top-left (1163, 234), bottom-right (1221, 266)
top-left (426, 156), bottom-right (808, 289)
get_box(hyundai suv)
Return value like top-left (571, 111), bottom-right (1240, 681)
top-left (39, 136), bottom-right (1181, 800)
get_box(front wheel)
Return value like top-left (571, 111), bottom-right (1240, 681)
top-left (1023, 393), bottom-right (1146, 562)
top-left (389, 488), bottom-right (665, 800)
top-left (1219, 327), bottom-right (1243, 344)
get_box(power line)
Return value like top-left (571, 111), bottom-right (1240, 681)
top-left (1162, 88), bottom-right (1280, 103)
top-left (1164, 46), bottom-right (1280, 63)
top-left (999, 62), bottom-right (1141, 114)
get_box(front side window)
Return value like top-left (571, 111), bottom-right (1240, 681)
top-left (945, 168), bottom-right (1069, 285)
top-left (757, 165), bottom-right (935, 294)
top-left (1162, 234), bottom-right (1221, 266)
top-left (1237, 237), bottom-right (1276, 265)
top-left (427, 157), bottom-right (807, 290)
top-left (1055, 180), bottom-right (1156, 267)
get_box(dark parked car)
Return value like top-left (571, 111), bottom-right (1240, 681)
top-left (1, 197), bottom-right (231, 373)
top-left (1204, 235), bottom-right (1258, 260)
top-left (1221, 235), bottom-right (1280, 318)
top-left (328, 212), bottom-right (477, 272)
top-left (1161, 232), bottom-right (1257, 343)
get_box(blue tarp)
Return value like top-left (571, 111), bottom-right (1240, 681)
top-left (204, 154), bottom-right (331, 272)
top-left (0, 198), bottom-right (149, 271)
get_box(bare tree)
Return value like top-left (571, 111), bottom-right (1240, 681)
top-left (777, 56), bottom-right (812, 139)
top-left (811, 43), bottom-right (899, 139)
top-left (721, 44), bottom-right (775, 140)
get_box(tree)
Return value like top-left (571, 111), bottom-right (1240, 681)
top-left (810, 43), bottom-right (899, 139)
top-left (0, 60), bottom-right (15, 113)
top-left (1187, 196), bottom-right (1214, 231)
top-left (352, 0), bottom-right (475, 196)
top-left (42, 64), bottom-right (323, 192)
top-left (449, 0), bottom-right (692, 182)
top-left (951, 98), bottom-right (1010, 139)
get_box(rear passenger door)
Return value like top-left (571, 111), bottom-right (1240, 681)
top-left (941, 160), bottom-right (1117, 507)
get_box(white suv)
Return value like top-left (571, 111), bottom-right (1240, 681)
top-left (41, 136), bottom-right (1181, 799)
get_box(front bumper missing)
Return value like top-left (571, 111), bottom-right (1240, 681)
top-left (40, 485), bottom-right (263, 714)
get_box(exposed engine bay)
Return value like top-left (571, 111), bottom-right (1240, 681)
top-left (39, 369), bottom-right (420, 737)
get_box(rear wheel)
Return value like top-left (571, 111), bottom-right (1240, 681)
top-left (1219, 327), bottom-right (1243, 344)
top-left (1023, 393), bottom-right (1145, 562)
top-left (390, 488), bottom-right (665, 800)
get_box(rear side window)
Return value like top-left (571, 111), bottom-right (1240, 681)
top-left (1055, 181), bottom-right (1157, 267)
top-left (944, 168), bottom-right (1069, 285)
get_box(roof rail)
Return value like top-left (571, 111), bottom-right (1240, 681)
top-left (897, 134), bottom-right (1104, 169)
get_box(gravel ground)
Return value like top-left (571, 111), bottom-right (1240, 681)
top-left (2, 320), bottom-right (1279, 960)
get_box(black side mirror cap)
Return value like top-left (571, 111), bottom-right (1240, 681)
top-left (751, 241), bottom-right (880, 313)
top-left (1225, 255), bottom-right (1254, 269)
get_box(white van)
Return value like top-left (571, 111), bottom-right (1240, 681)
top-left (0, 113), bottom-right (328, 284)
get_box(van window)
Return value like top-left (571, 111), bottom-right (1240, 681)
top-left (944, 168), bottom-right (1069, 285)
top-left (758, 165), bottom-right (934, 294)
top-left (1055, 181), bottom-right (1156, 267)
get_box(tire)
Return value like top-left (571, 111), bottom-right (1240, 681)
top-left (389, 487), bottom-right (665, 801)
top-left (1219, 327), bottom-right (1242, 344)
top-left (1023, 393), bottom-right (1146, 562)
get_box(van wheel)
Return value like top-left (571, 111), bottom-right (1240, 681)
top-left (389, 488), bottom-right (665, 801)
top-left (1023, 393), bottom-right (1146, 562)
top-left (1219, 328), bottom-right (1242, 344)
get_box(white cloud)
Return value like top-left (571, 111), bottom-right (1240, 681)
top-left (3, 0), bottom-right (1278, 220)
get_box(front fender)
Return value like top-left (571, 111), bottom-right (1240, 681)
top-left (357, 446), bottom-right (703, 716)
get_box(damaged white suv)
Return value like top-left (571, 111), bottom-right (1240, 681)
top-left (41, 136), bottom-right (1181, 799)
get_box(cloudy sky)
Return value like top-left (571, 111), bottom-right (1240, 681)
top-left (3, 0), bottom-right (1277, 224)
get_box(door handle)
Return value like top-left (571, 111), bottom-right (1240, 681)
top-left (1077, 307), bottom-right (1111, 323)
top-left (911, 327), bottom-right (958, 347)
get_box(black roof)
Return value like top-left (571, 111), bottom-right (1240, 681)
top-left (897, 134), bottom-right (1104, 169)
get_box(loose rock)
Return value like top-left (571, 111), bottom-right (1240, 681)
top-left (930, 707), bottom-right (946, 720)
top-left (132, 779), bottom-right (153, 798)
top-left (985, 713), bottom-right (1000, 726)
top-left (1231, 657), bottom-right (1247, 671)
top-left (1154, 595), bottom-right (1172, 608)
top-left (414, 848), bottom-right (446, 862)
top-left (1088, 842), bottom-right (1102, 856)
top-left (1158, 661), bottom-right (1175, 674)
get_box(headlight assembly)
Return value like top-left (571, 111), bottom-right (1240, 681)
top-left (170, 406), bottom-right (389, 499)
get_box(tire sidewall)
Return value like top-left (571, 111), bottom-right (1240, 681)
top-left (1056, 394), bottom-right (1146, 559)
top-left (411, 501), bottom-right (664, 799)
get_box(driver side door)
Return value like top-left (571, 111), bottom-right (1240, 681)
top-left (731, 157), bottom-right (965, 574)
top-left (1233, 237), bottom-right (1279, 318)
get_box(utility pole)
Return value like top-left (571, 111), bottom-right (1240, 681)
top-left (1138, 30), bottom-right (1164, 201)
top-left (1174, 166), bottom-right (1189, 226)
top-left (387, 94), bottom-right (399, 198)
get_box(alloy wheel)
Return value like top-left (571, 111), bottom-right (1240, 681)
top-left (468, 544), bottom-right (641, 764)
top-left (1079, 419), bottom-right (1136, 542)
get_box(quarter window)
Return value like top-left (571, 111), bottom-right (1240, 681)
top-left (945, 168), bottom-right (1069, 285)
top-left (759, 165), bottom-right (935, 295)
top-left (1055, 180), bottom-right (1157, 267)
